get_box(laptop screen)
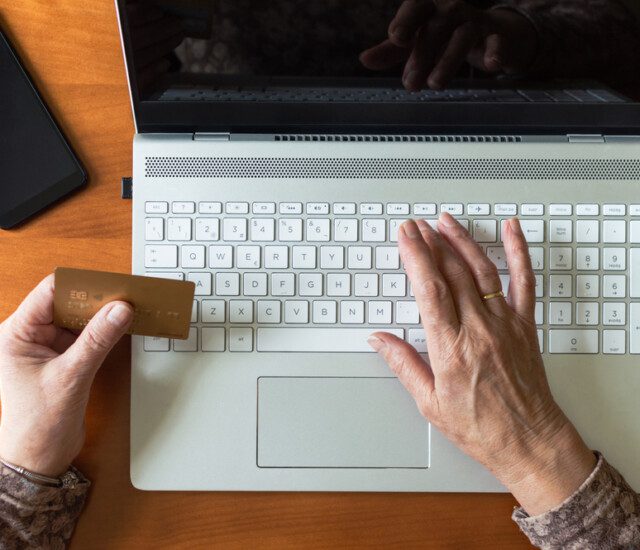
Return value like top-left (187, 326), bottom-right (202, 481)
top-left (117, 0), bottom-right (640, 134)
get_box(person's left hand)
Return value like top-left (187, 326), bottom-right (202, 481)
top-left (0, 274), bottom-right (133, 477)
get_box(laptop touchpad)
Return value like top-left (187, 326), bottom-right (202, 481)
top-left (257, 377), bottom-right (429, 468)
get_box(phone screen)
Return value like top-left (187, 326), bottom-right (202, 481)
top-left (0, 30), bottom-right (86, 229)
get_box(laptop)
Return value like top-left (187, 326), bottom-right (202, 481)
top-left (116, 0), bottom-right (640, 492)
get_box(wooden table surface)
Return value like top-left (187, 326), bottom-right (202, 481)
top-left (0, 2), bottom-right (532, 547)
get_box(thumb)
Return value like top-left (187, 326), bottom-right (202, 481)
top-left (64, 301), bottom-right (134, 375)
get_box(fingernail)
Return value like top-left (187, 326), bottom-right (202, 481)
top-left (510, 217), bottom-right (523, 235)
top-left (392, 25), bottom-right (410, 43)
top-left (367, 335), bottom-right (385, 352)
top-left (403, 70), bottom-right (419, 88)
top-left (439, 212), bottom-right (457, 228)
top-left (107, 303), bottom-right (133, 328)
top-left (401, 220), bottom-right (421, 239)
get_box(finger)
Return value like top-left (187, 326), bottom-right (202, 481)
top-left (398, 220), bottom-right (459, 333)
top-left (51, 327), bottom-right (77, 355)
top-left (415, 219), bottom-right (485, 319)
top-left (64, 301), bottom-right (134, 377)
top-left (482, 33), bottom-right (504, 73)
top-left (428, 22), bottom-right (478, 90)
top-left (436, 212), bottom-right (508, 316)
top-left (388, 0), bottom-right (435, 47)
top-left (368, 331), bottom-right (435, 411)
top-left (503, 218), bottom-right (536, 319)
top-left (359, 40), bottom-right (410, 71)
top-left (11, 274), bottom-right (55, 328)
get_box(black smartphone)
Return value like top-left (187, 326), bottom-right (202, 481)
top-left (0, 28), bottom-right (87, 229)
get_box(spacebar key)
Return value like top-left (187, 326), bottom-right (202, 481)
top-left (257, 328), bottom-right (404, 352)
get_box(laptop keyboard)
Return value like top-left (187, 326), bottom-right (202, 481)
top-left (142, 200), bottom-right (640, 355)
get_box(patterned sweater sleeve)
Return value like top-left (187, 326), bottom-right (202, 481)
top-left (0, 465), bottom-right (89, 549)
top-left (513, 453), bottom-right (640, 549)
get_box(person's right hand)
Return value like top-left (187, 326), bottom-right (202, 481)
top-left (360, 0), bottom-right (539, 90)
top-left (368, 215), bottom-right (596, 516)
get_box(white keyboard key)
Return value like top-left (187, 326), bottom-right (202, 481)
top-left (285, 301), bottom-right (309, 324)
top-left (195, 218), bottom-right (220, 241)
top-left (292, 246), bottom-right (316, 269)
top-left (630, 303), bottom-right (640, 353)
top-left (333, 203), bottom-right (356, 215)
top-left (576, 204), bottom-right (599, 216)
top-left (237, 246), bottom-right (261, 269)
top-left (631, 221), bottom-right (640, 243)
top-left (202, 327), bottom-right (225, 352)
top-left (209, 245), bottom-right (233, 268)
top-left (299, 273), bottom-right (323, 296)
top-left (327, 274), bottom-right (351, 297)
top-left (375, 246), bottom-right (400, 269)
top-left (243, 273), bottom-right (268, 296)
top-left (320, 246), bottom-right (344, 269)
top-left (306, 219), bottom-right (331, 242)
top-left (387, 203), bottom-right (410, 215)
top-left (144, 336), bottom-right (170, 351)
top-left (340, 301), bottom-right (365, 324)
top-left (199, 202), bottom-right (222, 214)
top-left (145, 201), bottom-right (168, 214)
top-left (603, 204), bottom-right (626, 216)
top-left (576, 302), bottom-right (598, 326)
top-left (145, 245), bottom-right (178, 268)
top-left (537, 330), bottom-right (544, 353)
top-left (603, 275), bottom-right (626, 298)
top-left (549, 204), bottom-right (572, 216)
top-left (145, 272), bottom-right (184, 281)
top-left (631, 205), bottom-right (640, 216)
top-left (306, 202), bottom-right (329, 215)
top-left (535, 274), bottom-right (544, 298)
top-left (494, 204), bottom-right (517, 216)
top-left (256, 328), bottom-right (403, 352)
top-left (223, 218), bottom-right (247, 241)
top-left (576, 275), bottom-right (599, 298)
top-left (229, 328), bottom-right (253, 352)
top-left (389, 219), bottom-right (407, 242)
top-left (548, 330), bottom-right (598, 354)
top-left (264, 246), bottom-right (289, 269)
top-left (576, 248), bottom-right (599, 271)
top-left (502, 219), bottom-right (544, 243)
top-left (334, 219), bottom-right (358, 242)
top-left (467, 203), bottom-right (490, 216)
top-left (361, 203), bottom-right (383, 215)
top-left (549, 247), bottom-right (572, 270)
top-left (201, 300), bottom-right (226, 323)
top-left (313, 301), bottom-right (337, 324)
top-left (535, 302), bottom-right (544, 325)
top-left (631, 249), bottom-right (640, 297)
top-left (603, 220), bottom-right (626, 243)
top-left (167, 218), bottom-right (191, 241)
top-left (230, 300), bottom-right (254, 323)
top-left (172, 201), bottom-right (195, 214)
top-left (603, 303), bottom-right (626, 326)
top-left (548, 302), bottom-right (572, 325)
top-left (407, 329), bottom-right (428, 353)
top-left (181, 245), bottom-right (205, 268)
top-left (549, 220), bottom-right (572, 243)
top-left (348, 247), bottom-right (372, 269)
top-left (216, 272), bottom-right (240, 296)
top-left (226, 202), bottom-right (249, 214)
top-left (382, 274), bottom-right (406, 297)
top-left (252, 202), bottom-right (275, 214)
top-left (191, 300), bottom-right (199, 323)
top-left (368, 301), bottom-right (392, 324)
top-left (187, 272), bottom-right (211, 296)
top-left (279, 202), bottom-right (302, 215)
top-left (486, 247), bottom-right (507, 270)
top-left (415, 203), bottom-right (437, 215)
top-left (272, 273), bottom-right (295, 296)
top-left (441, 203), bottom-right (463, 216)
top-left (603, 330), bottom-right (625, 355)
top-left (473, 219), bottom-right (497, 243)
top-left (362, 219), bottom-right (386, 242)
top-left (576, 220), bottom-right (599, 243)
top-left (250, 218), bottom-right (275, 242)
top-left (278, 218), bottom-right (303, 241)
top-left (396, 301), bottom-right (419, 324)
top-left (354, 274), bottom-right (378, 297)
top-left (549, 275), bottom-right (572, 298)
top-left (603, 248), bottom-right (626, 270)
top-left (529, 247), bottom-right (545, 270)
top-left (174, 327), bottom-right (198, 352)
top-left (145, 218), bottom-right (164, 241)
top-left (257, 300), bottom-right (281, 323)
top-left (521, 204), bottom-right (544, 216)
top-left (499, 274), bottom-right (510, 294)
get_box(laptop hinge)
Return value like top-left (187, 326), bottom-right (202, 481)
top-left (193, 132), bottom-right (231, 141)
top-left (567, 134), bottom-right (605, 143)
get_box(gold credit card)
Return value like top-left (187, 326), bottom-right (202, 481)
top-left (53, 268), bottom-right (195, 339)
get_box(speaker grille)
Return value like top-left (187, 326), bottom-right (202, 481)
top-left (145, 157), bottom-right (640, 180)
top-left (273, 134), bottom-right (521, 143)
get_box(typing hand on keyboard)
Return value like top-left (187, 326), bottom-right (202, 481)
top-left (359, 0), bottom-right (538, 90)
top-left (368, 215), bottom-right (595, 516)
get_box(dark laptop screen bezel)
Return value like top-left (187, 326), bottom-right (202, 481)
top-left (116, 0), bottom-right (640, 136)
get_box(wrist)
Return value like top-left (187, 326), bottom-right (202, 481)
top-left (0, 428), bottom-right (73, 478)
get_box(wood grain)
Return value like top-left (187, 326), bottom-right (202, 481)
top-left (0, 2), bottom-right (532, 547)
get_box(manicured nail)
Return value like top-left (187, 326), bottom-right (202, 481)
top-left (107, 303), bottom-right (133, 328)
top-left (367, 335), bottom-right (385, 352)
top-left (401, 220), bottom-right (421, 239)
top-left (439, 212), bottom-right (457, 228)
